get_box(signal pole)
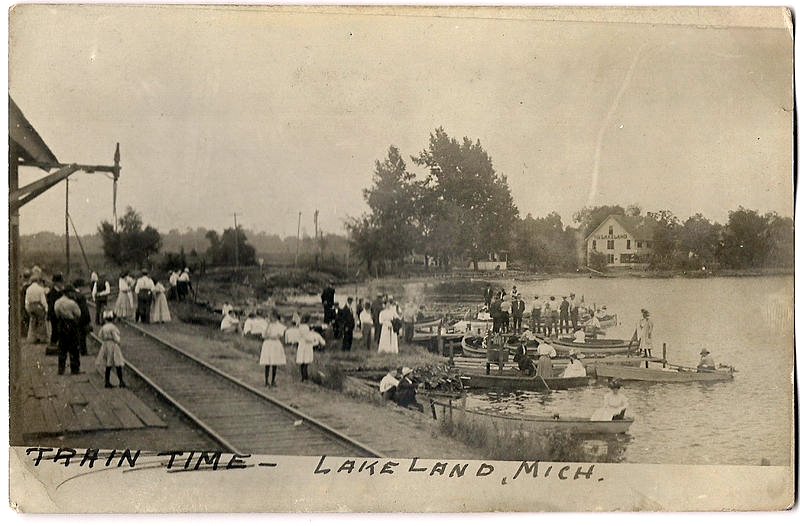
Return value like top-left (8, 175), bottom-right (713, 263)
top-left (295, 211), bottom-right (302, 267)
top-left (314, 209), bottom-right (319, 267)
top-left (232, 212), bottom-right (241, 270)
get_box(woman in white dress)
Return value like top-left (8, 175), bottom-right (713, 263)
top-left (113, 272), bottom-right (134, 319)
top-left (591, 378), bottom-right (629, 421)
top-left (296, 315), bottom-right (325, 382)
top-left (150, 280), bottom-right (171, 323)
top-left (259, 311), bottom-right (287, 387)
top-left (378, 299), bottom-right (400, 354)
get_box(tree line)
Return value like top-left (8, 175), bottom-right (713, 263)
top-left (348, 129), bottom-right (793, 274)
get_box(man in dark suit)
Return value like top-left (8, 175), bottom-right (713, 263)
top-left (321, 282), bottom-right (336, 323)
top-left (340, 297), bottom-right (356, 351)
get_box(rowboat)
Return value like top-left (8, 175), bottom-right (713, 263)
top-left (545, 337), bottom-right (638, 357)
top-left (459, 370), bottom-right (592, 391)
top-left (422, 397), bottom-right (633, 435)
top-left (594, 362), bottom-right (735, 383)
top-left (461, 335), bottom-right (527, 357)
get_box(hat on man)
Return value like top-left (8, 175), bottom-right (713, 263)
top-left (52, 273), bottom-right (64, 283)
top-left (609, 377), bottom-right (623, 389)
top-left (401, 367), bottom-right (413, 377)
top-left (641, 309), bottom-right (650, 316)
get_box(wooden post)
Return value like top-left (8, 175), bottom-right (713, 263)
top-left (662, 342), bottom-right (667, 368)
top-left (8, 144), bottom-right (22, 445)
top-left (448, 339), bottom-right (454, 367)
top-left (436, 321), bottom-right (443, 355)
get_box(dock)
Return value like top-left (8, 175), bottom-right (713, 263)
top-left (17, 341), bottom-right (166, 439)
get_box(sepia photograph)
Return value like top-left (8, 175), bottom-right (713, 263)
top-left (6, 4), bottom-right (795, 512)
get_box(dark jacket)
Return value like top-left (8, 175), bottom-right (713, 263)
top-left (340, 305), bottom-right (355, 331)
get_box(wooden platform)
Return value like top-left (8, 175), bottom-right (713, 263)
top-left (17, 341), bottom-right (166, 438)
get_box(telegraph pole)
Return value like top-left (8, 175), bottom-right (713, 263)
top-left (314, 209), bottom-right (319, 267)
top-left (232, 212), bottom-right (240, 270)
top-left (65, 177), bottom-right (70, 278)
top-left (295, 211), bottom-right (302, 267)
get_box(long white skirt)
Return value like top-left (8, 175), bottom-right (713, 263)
top-left (113, 292), bottom-right (134, 318)
top-left (378, 325), bottom-right (399, 354)
top-left (150, 294), bottom-right (171, 323)
top-left (259, 340), bottom-right (287, 366)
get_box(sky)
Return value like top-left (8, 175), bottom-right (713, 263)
top-left (9, 5), bottom-right (794, 237)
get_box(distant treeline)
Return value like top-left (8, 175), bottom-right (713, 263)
top-left (21, 227), bottom-right (351, 259)
top-left (346, 128), bottom-right (793, 274)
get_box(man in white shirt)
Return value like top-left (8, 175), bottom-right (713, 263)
top-left (134, 270), bottom-right (155, 324)
top-left (531, 295), bottom-right (543, 334)
top-left (177, 268), bottom-right (192, 301)
top-left (92, 274), bottom-right (112, 325)
top-left (379, 367), bottom-right (402, 401)
top-left (24, 276), bottom-right (48, 343)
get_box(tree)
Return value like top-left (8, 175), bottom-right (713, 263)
top-left (717, 207), bottom-right (771, 269)
top-left (347, 146), bottom-right (420, 274)
top-left (573, 204), bottom-right (627, 238)
top-left (98, 206), bottom-right (162, 268)
top-left (764, 213), bottom-right (793, 268)
top-left (205, 227), bottom-right (257, 266)
top-left (649, 210), bottom-right (681, 270)
top-left (679, 213), bottom-right (721, 269)
top-left (512, 212), bottom-right (578, 271)
top-left (413, 128), bottom-right (518, 268)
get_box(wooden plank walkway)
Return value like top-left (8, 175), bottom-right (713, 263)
top-left (17, 341), bottom-right (166, 439)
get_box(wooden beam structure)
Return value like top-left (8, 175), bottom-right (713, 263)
top-left (8, 96), bottom-right (121, 445)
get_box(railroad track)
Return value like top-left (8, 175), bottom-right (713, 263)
top-left (89, 316), bottom-right (382, 458)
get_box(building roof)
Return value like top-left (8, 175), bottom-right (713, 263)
top-left (585, 214), bottom-right (657, 241)
top-left (9, 96), bottom-right (59, 167)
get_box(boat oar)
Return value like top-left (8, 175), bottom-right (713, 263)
top-left (533, 374), bottom-right (551, 392)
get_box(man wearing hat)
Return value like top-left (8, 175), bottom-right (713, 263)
top-left (46, 272), bottom-right (65, 349)
top-left (54, 285), bottom-right (83, 374)
top-left (379, 367), bottom-right (403, 401)
top-left (177, 268), bottom-right (192, 302)
top-left (569, 293), bottom-right (581, 332)
top-left (511, 294), bottom-right (525, 334)
top-left (697, 348), bottom-right (716, 371)
top-left (134, 269), bottom-right (155, 323)
top-left (395, 367), bottom-right (423, 412)
top-left (530, 294), bottom-right (543, 334)
top-left (634, 309), bottom-right (653, 357)
top-left (24, 272), bottom-right (48, 344)
top-left (340, 297), bottom-right (356, 351)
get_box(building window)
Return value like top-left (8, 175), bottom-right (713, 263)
top-left (620, 254), bottom-right (633, 263)
top-left (607, 254), bottom-right (615, 264)
top-left (608, 226), bottom-right (614, 236)
top-left (627, 239), bottom-right (631, 250)
top-left (592, 240), bottom-right (596, 250)
top-left (607, 240), bottom-right (614, 250)
top-left (637, 241), bottom-right (642, 249)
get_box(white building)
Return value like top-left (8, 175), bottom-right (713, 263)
top-left (585, 214), bottom-right (656, 268)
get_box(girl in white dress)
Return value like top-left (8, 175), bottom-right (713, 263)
top-left (296, 315), bottom-right (325, 382)
top-left (95, 310), bottom-right (126, 388)
top-left (113, 272), bottom-right (134, 319)
top-left (150, 280), bottom-right (172, 323)
top-left (591, 378), bottom-right (629, 421)
top-left (378, 299), bottom-right (400, 354)
top-left (259, 310), bottom-right (287, 387)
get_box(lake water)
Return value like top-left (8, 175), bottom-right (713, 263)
top-left (469, 276), bottom-right (794, 465)
top-left (341, 275), bottom-right (794, 466)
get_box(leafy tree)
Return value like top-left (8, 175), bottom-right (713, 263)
top-left (679, 213), bottom-right (721, 269)
top-left (98, 206), bottom-right (162, 268)
top-left (764, 213), bottom-right (794, 268)
top-left (649, 210), bottom-right (681, 270)
top-left (587, 250), bottom-right (608, 272)
top-left (573, 204), bottom-right (627, 238)
top-left (512, 212), bottom-right (578, 271)
top-left (717, 207), bottom-right (771, 269)
top-left (413, 128), bottom-right (518, 269)
top-left (205, 227), bottom-right (257, 266)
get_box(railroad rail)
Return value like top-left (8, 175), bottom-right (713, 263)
top-left (89, 316), bottom-right (382, 458)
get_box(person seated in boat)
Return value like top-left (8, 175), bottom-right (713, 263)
top-left (573, 328), bottom-right (587, 344)
top-left (535, 341), bottom-right (557, 378)
top-left (513, 344), bottom-right (536, 376)
top-left (561, 351), bottom-right (587, 378)
top-left (476, 306), bottom-right (492, 321)
top-left (395, 367), bottom-right (424, 412)
top-left (380, 367), bottom-right (403, 401)
top-left (591, 377), bottom-right (629, 421)
top-left (697, 348), bottom-right (716, 371)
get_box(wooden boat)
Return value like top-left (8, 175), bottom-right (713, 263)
top-left (459, 370), bottom-right (592, 391)
top-left (422, 396), bottom-right (633, 435)
top-left (546, 337), bottom-right (638, 357)
top-left (594, 362), bottom-right (735, 383)
top-left (461, 335), bottom-right (488, 357)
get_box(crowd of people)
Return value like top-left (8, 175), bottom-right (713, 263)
top-left (20, 265), bottom-right (182, 382)
top-left (482, 285), bottom-right (611, 338)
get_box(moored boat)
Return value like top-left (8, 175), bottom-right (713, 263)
top-left (422, 397), bottom-right (633, 435)
top-left (546, 337), bottom-right (638, 357)
top-left (594, 362), bottom-right (735, 383)
top-left (459, 370), bottom-right (592, 391)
